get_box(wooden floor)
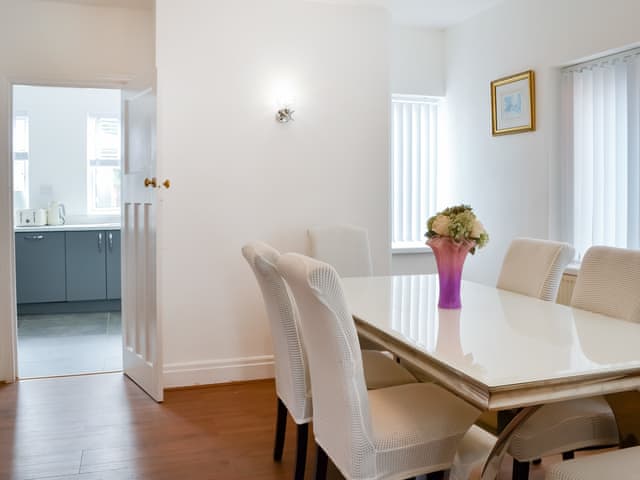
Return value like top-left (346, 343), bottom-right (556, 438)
top-left (0, 373), bottom-right (565, 480)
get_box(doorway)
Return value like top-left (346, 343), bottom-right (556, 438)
top-left (12, 85), bottom-right (123, 378)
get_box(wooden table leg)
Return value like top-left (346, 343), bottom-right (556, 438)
top-left (605, 391), bottom-right (640, 448)
top-left (480, 406), bottom-right (541, 480)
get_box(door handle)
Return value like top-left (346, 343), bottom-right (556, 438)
top-left (24, 235), bottom-right (44, 241)
top-left (158, 179), bottom-right (171, 189)
top-left (108, 232), bottom-right (113, 251)
top-left (98, 232), bottom-right (103, 253)
top-left (144, 177), bottom-right (157, 188)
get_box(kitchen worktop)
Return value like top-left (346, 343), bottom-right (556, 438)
top-left (15, 223), bottom-right (120, 233)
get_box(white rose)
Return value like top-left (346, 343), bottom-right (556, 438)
top-left (471, 220), bottom-right (485, 238)
top-left (431, 215), bottom-right (451, 236)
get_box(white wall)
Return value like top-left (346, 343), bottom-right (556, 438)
top-left (156, 0), bottom-right (391, 386)
top-left (391, 25), bottom-right (445, 96)
top-left (444, 0), bottom-right (640, 285)
top-left (13, 85), bottom-right (121, 220)
top-left (0, 0), bottom-right (154, 382)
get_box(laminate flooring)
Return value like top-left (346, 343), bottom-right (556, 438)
top-left (17, 312), bottom-right (122, 378)
top-left (0, 374), bottom-right (581, 480)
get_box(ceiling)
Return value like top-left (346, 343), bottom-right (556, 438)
top-left (37, 0), bottom-right (505, 27)
top-left (36, 0), bottom-right (153, 10)
top-left (391, 0), bottom-right (507, 28)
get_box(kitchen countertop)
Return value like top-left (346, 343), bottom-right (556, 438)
top-left (15, 223), bottom-right (121, 233)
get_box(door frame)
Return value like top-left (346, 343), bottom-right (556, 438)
top-left (0, 76), bottom-right (135, 382)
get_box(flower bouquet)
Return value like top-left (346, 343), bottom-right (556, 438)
top-left (425, 205), bottom-right (489, 308)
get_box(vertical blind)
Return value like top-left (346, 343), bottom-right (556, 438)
top-left (561, 48), bottom-right (640, 258)
top-left (391, 95), bottom-right (439, 246)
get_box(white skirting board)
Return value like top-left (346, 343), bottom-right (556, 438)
top-left (163, 355), bottom-right (275, 388)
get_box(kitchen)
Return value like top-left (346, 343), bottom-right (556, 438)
top-left (12, 85), bottom-right (122, 378)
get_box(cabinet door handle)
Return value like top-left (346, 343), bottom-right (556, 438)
top-left (108, 232), bottom-right (113, 251)
top-left (24, 235), bottom-right (44, 241)
top-left (98, 232), bottom-right (103, 253)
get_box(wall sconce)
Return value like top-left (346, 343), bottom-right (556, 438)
top-left (275, 106), bottom-right (295, 123)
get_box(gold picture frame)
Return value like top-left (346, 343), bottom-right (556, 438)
top-left (491, 70), bottom-right (536, 136)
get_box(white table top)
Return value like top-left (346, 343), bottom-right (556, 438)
top-left (342, 275), bottom-right (640, 410)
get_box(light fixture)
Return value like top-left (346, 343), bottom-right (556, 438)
top-left (275, 106), bottom-right (295, 123)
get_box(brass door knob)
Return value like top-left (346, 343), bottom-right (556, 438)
top-left (160, 179), bottom-right (171, 189)
top-left (144, 177), bottom-right (157, 188)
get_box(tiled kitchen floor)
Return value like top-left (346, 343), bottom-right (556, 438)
top-left (17, 311), bottom-right (122, 378)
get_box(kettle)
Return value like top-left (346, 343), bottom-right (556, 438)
top-left (47, 202), bottom-right (66, 226)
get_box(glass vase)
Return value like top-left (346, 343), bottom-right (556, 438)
top-left (427, 237), bottom-right (475, 309)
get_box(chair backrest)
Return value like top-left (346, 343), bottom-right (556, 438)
top-left (277, 253), bottom-right (375, 478)
top-left (241, 242), bottom-right (311, 423)
top-left (497, 238), bottom-right (575, 301)
top-left (571, 246), bottom-right (640, 322)
top-left (308, 224), bottom-right (373, 277)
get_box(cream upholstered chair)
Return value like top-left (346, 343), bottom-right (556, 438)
top-left (497, 237), bottom-right (576, 301)
top-left (570, 246), bottom-right (640, 322)
top-left (541, 247), bottom-right (640, 480)
top-left (308, 224), bottom-right (386, 351)
top-left (546, 446), bottom-right (640, 480)
top-left (506, 245), bottom-right (640, 479)
top-left (277, 252), bottom-right (481, 480)
top-left (308, 224), bottom-right (373, 277)
top-left (242, 242), bottom-right (417, 480)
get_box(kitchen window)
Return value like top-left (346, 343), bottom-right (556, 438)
top-left (561, 47), bottom-right (640, 258)
top-left (87, 115), bottom-right (121, 215)
top-left (13, 114), bottom-right (29, 200)
top-left (391, 94), bottom-right (440, 251)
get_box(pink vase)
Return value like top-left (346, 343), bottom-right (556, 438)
top-left (427, 237), bottom-right (475, 309)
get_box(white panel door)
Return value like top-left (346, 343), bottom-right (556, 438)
top-left (122, 85), bottom-right (163, 402)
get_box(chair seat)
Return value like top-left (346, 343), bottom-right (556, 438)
top-left (362, 350), bottom-right (417, 390)
top-left (367, 383), bottom-right (480, 480)
top-left (450, 425), bottom-right (497, 480)
top-left (547, 446), bottom-right (640, 480)
top-left (508, 397), bottom-right (619, 461)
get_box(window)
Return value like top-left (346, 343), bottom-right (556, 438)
top-left (13, 115), bottom-right (29, 198)
top-left (561, 48), bottom-right (640, 258)
top-left (391, 95), bottom-right (439, 249)
top-left (87, 116), bottom-right (121, 215)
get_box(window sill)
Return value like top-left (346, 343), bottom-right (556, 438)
top-left (392, 242), bottom-right (432, 255)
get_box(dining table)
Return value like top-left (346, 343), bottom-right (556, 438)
top-left (341, 274), bottom-right (640, 480)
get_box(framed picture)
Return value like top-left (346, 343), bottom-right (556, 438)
top-left (491, 70), bottom-right (536, 136)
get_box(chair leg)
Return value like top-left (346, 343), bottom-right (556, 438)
top-left (273, 397), bottom-right (287, 462)
top-left (512, 459), bottom-right (530, 480)
top-left (315, 444), bottom-right (328, 480)
top-left (562, 451), bottom-right (575, 461)
top-left (295, 423), bottom-right (309, 480)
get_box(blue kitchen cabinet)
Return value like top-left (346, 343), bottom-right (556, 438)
top-left (106, 230), bottom-right (121, 300)
top-left (14, 232), bottom-right (66, 303)
top-left (65, 231), bottom-right (107, 301)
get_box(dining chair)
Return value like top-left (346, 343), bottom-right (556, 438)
top-left (308, 224), bottom-right (391, 352)
top-left (277, 252), bottom-right (481, 480)
top-left (497, 237), bottom-right (576, 301)
top-left (546, 445), bottom-right (640, 480)
top-left (506, 245), bottom-right (640, 480)
top-left (242, 242), bottom-right (418, 480)
top-left (308, 224), bottom-right (373, 277)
